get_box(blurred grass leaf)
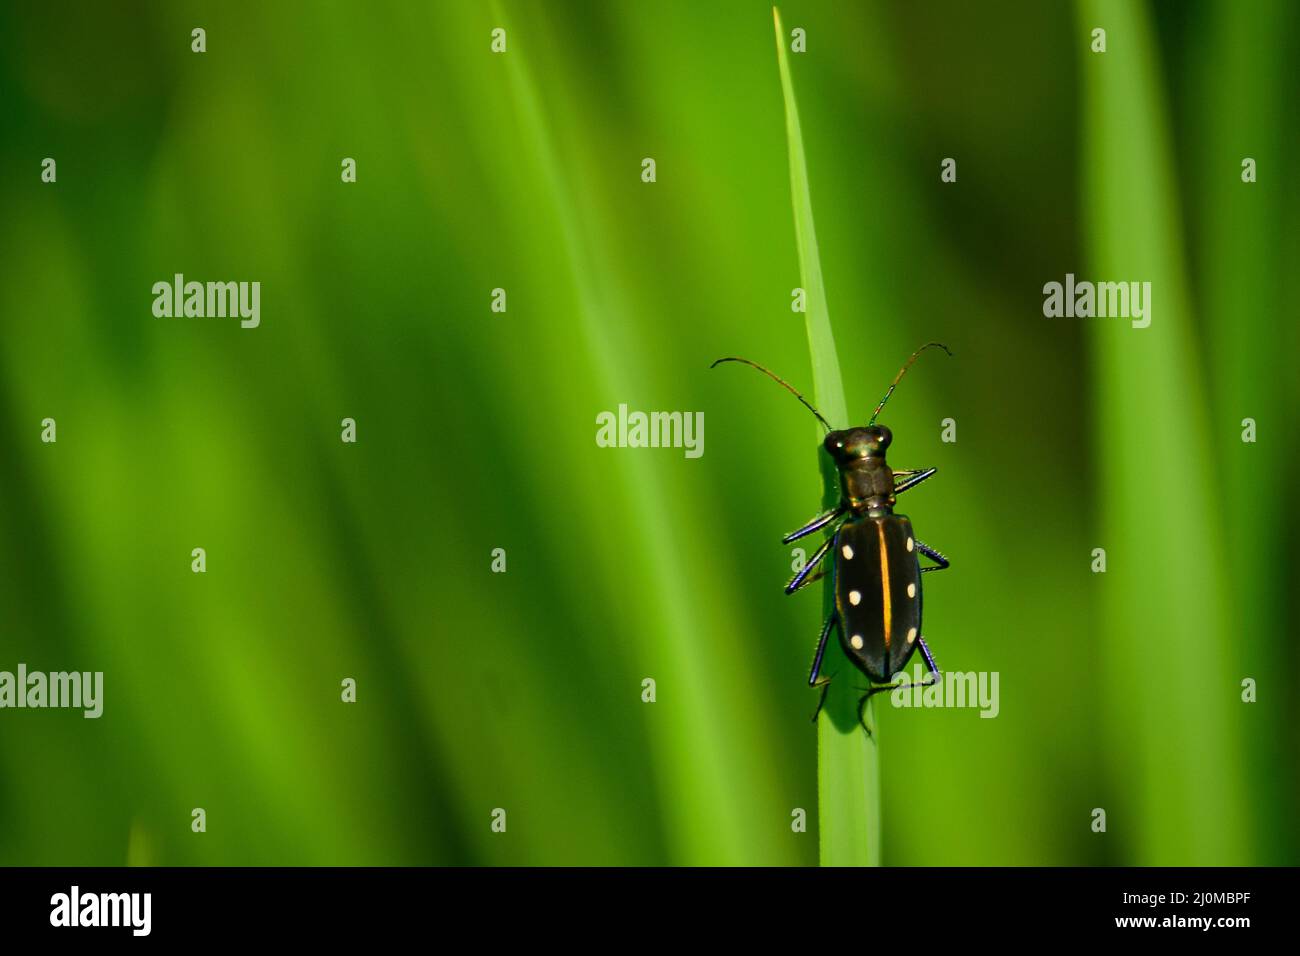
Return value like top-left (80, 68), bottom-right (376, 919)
top-left (1078, 0), bottom-right (1248, 864)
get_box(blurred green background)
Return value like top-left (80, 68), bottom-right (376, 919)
top-left (0, 0), bottom-right (1295, 866)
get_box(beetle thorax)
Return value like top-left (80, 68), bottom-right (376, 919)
top-left (840, 456), bottom-right (895, 515)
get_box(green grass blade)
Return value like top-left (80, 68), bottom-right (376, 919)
top-left (1196, 0), bottom-right (1291, 865)
top-left (773, 5), bottom-right (877, 867)
top-left (492, 0), bottom-right (795, 865)
top-left (1077, 0), bottom-right (1248, 863)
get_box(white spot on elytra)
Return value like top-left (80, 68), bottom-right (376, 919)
top-left (849, 590), bottom-right (861, 605)
top-left (907, 583), bottom-right (916, 598)
top-left (841, 544), bottom-right (854, 559)
top-left (906, 537), bottom-right (914, 552)
top-left (850, 634), bottom-right (864, 650)
top-left (907, 627), bottom-right (917, 644)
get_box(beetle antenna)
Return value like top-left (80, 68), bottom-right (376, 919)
top-left (711, 357), bottom-right (832, 432)
top-left (869, 342), bottom-right (952, 425)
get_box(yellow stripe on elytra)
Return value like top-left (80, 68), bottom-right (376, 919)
top-left (877, 522), bottom-right (892, 651)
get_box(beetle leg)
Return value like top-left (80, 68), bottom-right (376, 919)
top-left (811, 683), bottom-right (832, 723)
top-left (782, 507), bottom-right (845, 544)
top-left (917, 635), bottom-right (941, 675)
top-left (787, 568), bottom-right (827, 593)
top-left (915, 539), bottom-right (950, 573)
top-left (856, 637), bottom-right (942, 735)
top-left (808, 612), bottom-right (839, 722)
top-left (893, 466), bottom-right (937, 495)
top-left (856, 695), bottom-right (878, 738)
top-left (784, 524), bottom-right (842, 594)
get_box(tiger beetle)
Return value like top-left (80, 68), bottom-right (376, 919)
top-left (712, 343), bottom-right (952, 733)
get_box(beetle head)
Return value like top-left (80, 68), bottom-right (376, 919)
top-left (824, 425), bottom-right (891, 463)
